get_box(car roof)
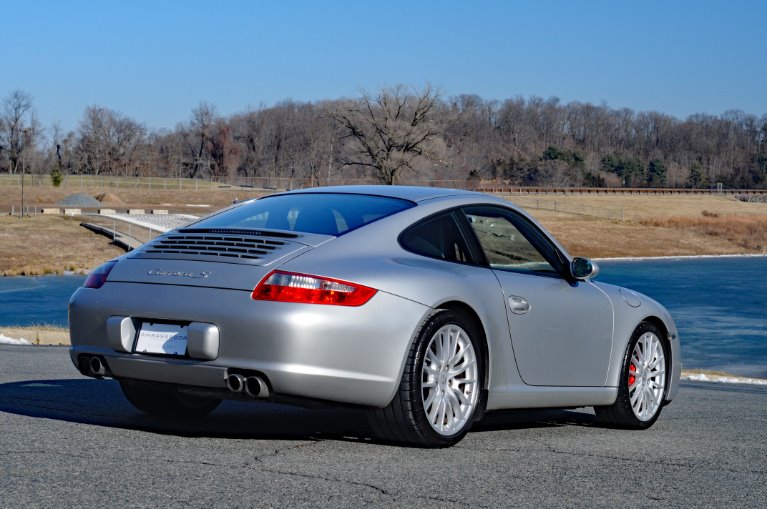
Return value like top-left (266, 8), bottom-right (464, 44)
top-left (276, 185), bottom-right (481, 203)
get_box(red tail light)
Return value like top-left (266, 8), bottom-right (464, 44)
top-left (83, 260), bottom-right (118, 289)
top-left (252, 270), bottom-right (377, 306)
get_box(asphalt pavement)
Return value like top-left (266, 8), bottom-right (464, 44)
top-left (1, 345), bottom-right (765, 508)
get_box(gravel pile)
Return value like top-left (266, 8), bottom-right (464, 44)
top-left (58, 193), bottom-right (102, 207)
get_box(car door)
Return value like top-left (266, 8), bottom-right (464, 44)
top-left (462, 206), bottom-right (613, 387)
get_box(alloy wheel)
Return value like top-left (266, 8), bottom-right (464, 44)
top-left (421, 324), bottom-right (479, 436)
top-left (628, 332), bottom-right (666, 421)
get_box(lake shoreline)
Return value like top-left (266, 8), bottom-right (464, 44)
top-left (596, 253), bottom-right (767, 262)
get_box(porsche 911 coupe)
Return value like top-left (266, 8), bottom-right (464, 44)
top-left (69, 186), bottom-right (680, 447)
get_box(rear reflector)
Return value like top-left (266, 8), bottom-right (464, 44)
top-left (252, 270), bottom-right (377, 306)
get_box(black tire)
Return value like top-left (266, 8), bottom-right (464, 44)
top-left (595, 322), bottom-right (668, 429)
top-left (119, 379), bottom-right (221, 418)
top-left (368, 309), bottom-right (485, 447)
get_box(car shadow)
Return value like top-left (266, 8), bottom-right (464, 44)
top-left (475, 407), bottom-right (598, 432)
top-left (0, 378), bottom-right (370, 441)
top-left (0, 378), bottom-right (599, 442)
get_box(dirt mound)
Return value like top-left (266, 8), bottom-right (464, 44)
top-left (95, 192), bottom-right (124, 204)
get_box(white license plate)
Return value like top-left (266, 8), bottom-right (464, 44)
top-left (135, 323), bottom-right (188, 356)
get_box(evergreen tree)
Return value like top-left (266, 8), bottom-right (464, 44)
top-left (647, 159), bottom-right (667, 187)
top-left (50, 168), bottom-right (63, 187)
top-left (688, 164), bottom-right (708, 188)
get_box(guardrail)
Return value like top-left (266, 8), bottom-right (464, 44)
top-left (80, 222), bottom-right (144, 251)
top-left (0, 174), bottom-right (222, 190)
top-left (508, 196), bottom-right (625, 221)
top-left (478, 186), bottom-right (767, 195)
top-left (2, 173), bottom-right (765, 194)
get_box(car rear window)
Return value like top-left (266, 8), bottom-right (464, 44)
top-left (190, 193), bottom-right (415, 236)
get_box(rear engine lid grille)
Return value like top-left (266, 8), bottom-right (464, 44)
top-left (131, 230), bottom-right (307, 265)
top-left (147, 235), bottom-right (283, 259)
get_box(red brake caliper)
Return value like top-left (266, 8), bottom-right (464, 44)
top-left (628, 364), bottom-right (637, 386)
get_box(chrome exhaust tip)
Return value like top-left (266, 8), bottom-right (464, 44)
top-left (244, 376), bottom-right (268, 398)
top-left (226, 373), bottom-right (246, 393)
top-left (89, 356), bottom-right (106, 377)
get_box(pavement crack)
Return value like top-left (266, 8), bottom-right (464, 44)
top-left (417, 494), bottom-right (491, 508)
top-left (253, 439), bottom-right (322, 464)
top-left (254, 465), bottom-right (488, 506)
top-left (259, 467), bottom-right (391, 497)
top-left (476, 442), bottom-right (767, 475)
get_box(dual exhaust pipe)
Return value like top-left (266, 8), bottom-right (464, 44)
top-left (80, 354), bottom-right (269, 399)
top-left (226, 373), bottom-right (270, 398)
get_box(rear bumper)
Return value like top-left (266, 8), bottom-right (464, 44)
top-left (69, 282), bottom-right (429, 407)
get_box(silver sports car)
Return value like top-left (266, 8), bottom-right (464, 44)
top-left (69, 186), bottom-right (681, 447)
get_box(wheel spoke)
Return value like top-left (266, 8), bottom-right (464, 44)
top-left (652, 390), bottom-right (664, 407)
top-left (448, 330), bottom-right (459, 363)
top-left (423, 388), bottom-right (438, 411)
top-left (447, 333), bottom-right (464, 367)
top-left (649, 352), bottom-right (663, 370)
top-left (434, 333), bottom-right (445, 363)
top-left (450, 385), bottom-right (470, 406)
top-left (438, 398), bottom-right (450, 430)
top-left (448, 359), bottom-right (476, 377)
top-left (444, 387), bottom-right (463, 415)
top-left (428, 396), bottom-right (443, 424)
top-left (635, 340), bottom-right (646, 365)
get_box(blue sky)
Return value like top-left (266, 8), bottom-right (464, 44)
top-left (2, 0), bottom-right (765, 134)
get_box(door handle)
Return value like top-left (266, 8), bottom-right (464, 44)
top-left (508, 296), bottom-right (531, 315)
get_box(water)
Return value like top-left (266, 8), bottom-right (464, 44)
top-left (1, 257), bottom-right (766, 378)
top-left (0, 275), bottom-right (85, 327)
top-left (598, 257), bottom-right (767, 379)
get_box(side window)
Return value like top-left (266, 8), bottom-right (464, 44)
top-left (400, 213), bottom-right (472, 263)
top-left (463, 207), bottom-right (559, 276)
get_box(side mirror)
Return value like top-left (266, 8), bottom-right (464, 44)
top-left (571, 257), bottom-right (599, 280)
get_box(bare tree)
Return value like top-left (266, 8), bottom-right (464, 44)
top-left (186, 101), bottom-right (218, 178)
top-left (76, 106), bottom-right (147, 176)
top-left (0, 90), bottom-right (35, 175)
top-left (332, 85), bottom-right (443, 184)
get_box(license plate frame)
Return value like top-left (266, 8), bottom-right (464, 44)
top-left (134, 322), bottom-right (189, 356)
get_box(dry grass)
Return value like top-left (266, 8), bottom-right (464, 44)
top-left (510, 193), bottom-right (767, 220)
top-left (638, 214), bottom-right (767, 251)
top-left (1, 325), bottom-right (69, 346)
top-left (508, 193), bottom-right (767, 258)
top-left (0, 215), bottom-right (125, 276)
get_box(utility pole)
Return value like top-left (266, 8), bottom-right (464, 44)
top-left (20, 128), bottom-right (32, 218)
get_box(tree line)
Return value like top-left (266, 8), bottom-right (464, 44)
top-left (1, 86), bottom-right (766, 189)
